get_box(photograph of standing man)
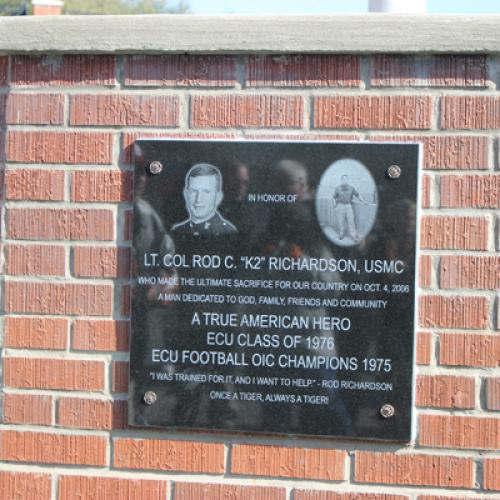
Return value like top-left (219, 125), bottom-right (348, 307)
top-left (333, 174), bottom-right (370, 243)
top-left (171, 163), bottom-right (237, 238)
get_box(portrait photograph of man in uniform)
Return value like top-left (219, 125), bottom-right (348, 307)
top-left (316, 160), bottom-right (378, 248)
top-left (172, 163), bottom-right (238, 239)
top-left (333, 174), bottom-right (370, 243)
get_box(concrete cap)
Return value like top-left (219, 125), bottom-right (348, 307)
top-left (0, 14), bottom-right (499, 54)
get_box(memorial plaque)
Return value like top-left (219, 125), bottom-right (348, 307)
top-left (129, 139), bottom-right (420, 441)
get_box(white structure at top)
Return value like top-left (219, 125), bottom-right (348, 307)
top-left (369, 0), bottom-right (427, 13)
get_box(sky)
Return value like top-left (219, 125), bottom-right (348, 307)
top-left (188, 0), bottom-right (500, 15)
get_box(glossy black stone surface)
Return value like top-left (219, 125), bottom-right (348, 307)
top-left (129, 140), bottom-right (420, 441)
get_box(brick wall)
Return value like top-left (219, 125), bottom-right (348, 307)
top-left (0, 53), bottom-right (499, 499)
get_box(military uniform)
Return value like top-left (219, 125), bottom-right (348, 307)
top-left (171, 211), bottom-right (237, 239)
top-left (333, 184), bottom-right (360, 241)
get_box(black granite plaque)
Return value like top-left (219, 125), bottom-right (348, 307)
top-left (129, 140), bottom-right (420, 441)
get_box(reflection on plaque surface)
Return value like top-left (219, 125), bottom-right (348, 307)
top-left (129, 140), bottom-right (420, 441)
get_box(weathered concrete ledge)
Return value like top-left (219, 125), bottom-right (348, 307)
top-left (0, 14), bottom-right (499, 54)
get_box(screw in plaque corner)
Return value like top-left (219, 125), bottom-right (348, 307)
top-left (386, 165), bottom-right (401, 179)
top-left (380, 404), bottom-right (395, 418)
top-left (148, 161), bottom-right (163, 175)
top-left (143, 391), bottom-right (158, 405)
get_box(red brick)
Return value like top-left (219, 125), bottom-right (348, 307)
top-left (419, 414), bottom-right (500, 450)
top-left (497, 224), bottom-right (500, 253)
top-left (419, 255), bottom-right (431, 288)
top-left (32, 4), bottom-right (61, 14)
top-left (3, 393), bottom-right (52, 425)
top-left (0, 93), bottom-right (64, 125)
top-left (441, 95), bottom-right (500, 129)
top-left (72, 319), bottom-right (130, 351)
top-left (4, 357), bottom-right (105, 391)
top-left (191, 95), bottom-right (303, 128)
top-left (6, 244), bottom-right (65, 276)
top-left (371, 55), bottom-right (487, 87)
top-left (418, 497), bottom-right (484, 500)
top-left (484, 458), bottom-right (500, 490)
top-left (0, 56), bottom-right (7, 86)
top-left (124, 209), bottom-right (133, 240)
top-left (71, 170), bottom-right (132, 202)
top-left (174, 483), bottom-right (285, 500)
top-left (0, 430), bottom-right (107, 466)
top-left (421, 174), bottom-right (431, 208)
top-left (7, 131), bottom-right (113, 164)
top-left (314, 96), bottom-right (432, 129)
top-left (440, 255), bottom-right (500, 290)
top-left (243, 133), bottom-right (361, 141)
top-left (419, 295), bottom-right (488, 329)
top-left (70, 94), bottom-right (179, 126)
top-left (420, 216), bottom-right (489, 250)
top-left (416, 331), bottom-right (432, 365)
top-left (73, 246), bottom-right (131, 278)
top-left (440, 332), bottom-right (500, 368)
top-left (58, 398), bottom-right (127, 430)
top-left (114, 438), bottom-right (224, 473)
top-left (295, 492), bottom-right (408, 500)
top-left (11, 55), bottom-right (116, 86)
top-left (121, 285), bottom-right (131, 316)
top-left (59, 476), bottom-right (166, 500)
top-left (0, 472), bottom-right (51, 500)
top-left (486, 378), bottom-right (500, 410)
top-left (246, 55), bottom-right (361, 87)
top-left (441, 174), bottom-right (500, 208)
top-left (497, 295), bottom-right (500, 329)
top-left (354, 451), bottom-right (473, 488)
top-left (125, 55), bottom-right (236, 87)
top-left (430, 136), bottom-right (490, 169)
top-left (232, 444), bottom-right (345, 480)
top-left (370, 135), bottom-right (489, 169)
top-left (7, 208), bottom-right (114, 240)
top-left (112, 361), bottom-right (129, 392)
top-left (5, 169), bottom-right (65, 201)
top-left (4, 317), bottom-right (67, 350)
top-left (416, 375), bottom-right (475, 409)
top-left (5, 282), bottom-right (112, 316)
